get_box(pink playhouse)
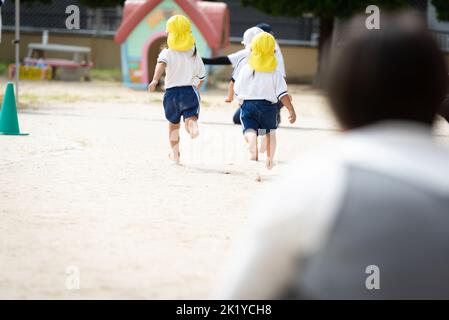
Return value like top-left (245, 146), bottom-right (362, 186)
top-left (115, 0), bottom-right (230, 89)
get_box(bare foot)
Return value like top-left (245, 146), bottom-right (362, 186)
top-left (169, 152), bottom-right (180, 165)
top-left (249, 152), bottom-right (258, 161)
top-left (186, 120), bottom-right (199, 139)
top-left (266, 158), bottom-right (274, 170)
top-left (245, 132), bottom-right (258, 161)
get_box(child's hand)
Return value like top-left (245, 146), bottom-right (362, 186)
top-left (196, 80), bottom-right (204, 91)
top-left (224, 96), bottom-right (233, 103)
top-left (148, 80), bottom-right (158, 92)
top-left (289, 110), bottom-right (297, 124)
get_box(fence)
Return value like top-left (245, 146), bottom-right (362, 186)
top-left (4, 0), bottom-right (446, 51)
top-left (0, 0), bottom-right (122, 37)
top-left (226, 0), bottom-right (319, 46)
top-left (1, 0), bottom-right (319, 45)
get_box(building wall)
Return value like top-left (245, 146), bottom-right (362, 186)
top-left (217, 43), bottom-right (318, 83)
top-left (0, 32), bottom-right (120, 69)
top-left (0, 31), bottom-right (319, 82)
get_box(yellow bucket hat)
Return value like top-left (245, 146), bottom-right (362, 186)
top-left (166, 15), bottom-right (195, 51)
top-left (248, 32), bottom-right (277, 73)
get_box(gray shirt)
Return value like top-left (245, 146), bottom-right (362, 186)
top-left (216, 121), bottom-right (449, 299)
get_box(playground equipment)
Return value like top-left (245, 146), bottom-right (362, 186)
top-left (8, 63), bottom-right (53, 81)
top-left (0, 82), bottom-right (28, 136)
top-left (23, 42), bottom-right (93, 81)
top-left (115, 0), bottom-right (230, 89)
top-left (8, 31), bottom-right (93, 82)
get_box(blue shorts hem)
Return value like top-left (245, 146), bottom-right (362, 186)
top-left (240, 100), bottom-right (278, 135)
top-left (163, 86), bottom-right (200, 124)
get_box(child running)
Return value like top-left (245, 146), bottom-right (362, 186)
top-left (148, 15), bottom-right (206, 165)
top-left (224, 27), bottom-right (264, 103)
top-left (234, 32), bottom-right (296, 170)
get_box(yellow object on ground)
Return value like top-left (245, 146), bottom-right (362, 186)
top-left (8, 64), bottom-right (52, 81)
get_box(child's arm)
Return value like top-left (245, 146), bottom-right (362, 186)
top-left (275, 71), bottom-right (296, 123)
top-left (225, 81), bottom-right (234, 103)
top-left (202, 56), bottom-right (232, 65)
top-left (148, 62), bottom-right (166, 92)
top-left (280, 95), bottom-right (296, 124)
top-left (196, 80), bottom-right (204, 91)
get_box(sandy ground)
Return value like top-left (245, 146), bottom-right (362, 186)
top-left (1, 79), bottom-right (448, 299)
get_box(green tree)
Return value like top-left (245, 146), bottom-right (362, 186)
top-left (432, 0), bottom-right (449, 21)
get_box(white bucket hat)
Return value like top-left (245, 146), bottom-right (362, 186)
top-left (241, 27), bottom-right (264, 49)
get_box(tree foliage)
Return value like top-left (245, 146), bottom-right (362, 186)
top-left (432, 0), bottom-right (449, 21)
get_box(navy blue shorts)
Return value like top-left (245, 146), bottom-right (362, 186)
top-left (240, 100), bottom-right (278, 135)
top-left (163, 86), bottom-right (200, 124)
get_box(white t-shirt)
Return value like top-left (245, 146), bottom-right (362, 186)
top-left (228, 42), bottom-right (286, 78)
top-left (231, 56), bottom-right (248, 82)
top-left (157, 48), bottom-right (206, 89)
top-left (228, 49), bottom-right (248, 67)
top-left (234, 64), bottom-right (288, 104)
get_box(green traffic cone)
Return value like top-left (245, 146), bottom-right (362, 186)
top-left (0, 82), bottom-right (28, 136)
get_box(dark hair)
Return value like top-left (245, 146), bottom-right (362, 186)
top-left (326, 11), bottom-right (448, 129)
top-left (192, 43), bottom-right (197, 57)
top-left (256, 23), bottom-right (273, 35)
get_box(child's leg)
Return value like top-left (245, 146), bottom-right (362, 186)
top-left (259, 135), bottom-right (267, 153)
top-left (261, 101), bottom-right (282, 153)
top-left (169, 122), bottom-right (181, 164)
top-left (265, 130), bottom-right (276, 170)
top-left (185, 116), bottom-right (199, 139)
top-left (244, 130), bottom-right (258, 161)
top-left (233, 108), bottom-right (241, 124)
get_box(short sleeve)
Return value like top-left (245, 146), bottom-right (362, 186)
top-left (233, 67), bottom-right (244, 98)
top-left (157, 48), bottom-right (169, 64)
top-left (228, 49), bottom-right (248, 67)
top-left (233, 65), bottom-right (250, 102)
top-left (274, 71), bottom-right (288, 101)
top-left (231, 57), bottom-right (247, 82)
top-left (195, 54), bottom-right (207, 81)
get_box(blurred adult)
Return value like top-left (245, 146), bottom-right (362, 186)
top-left (216, 11), bottom-right (449, 299)
top-left (440, 95), bottom-right (449, 122)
